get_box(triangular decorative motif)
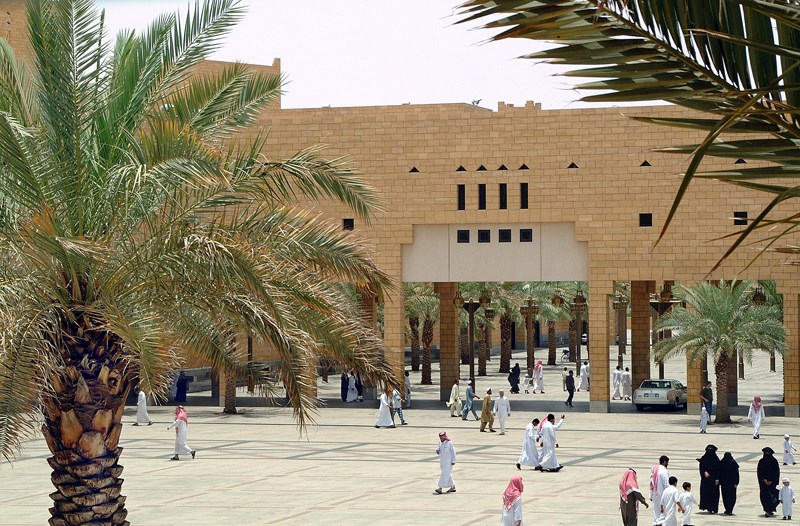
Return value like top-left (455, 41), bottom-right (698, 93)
top-left (477, 165), bottom-right (487, 171)
top-left (640, 160), bottom-right (651, 167)
top-left (456, 165), bottom-right (466, 171)
top-left (409, 167), bottom-right (419, 173)
top-left (567, 162), bottom-right (579, 169)
top-left (498, 164), bottom-right (508, 170)
top-left (518, 164), bottom-right (529, 170)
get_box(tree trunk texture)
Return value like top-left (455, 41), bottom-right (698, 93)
top-left (459, 325), bottom-right (469, 364)
top-left (223, 363), bottom-right (238, 414)
top-left (421, 318), bottom-right (434, 385)
top-left (714, 353), bottom-right (732, 423)
top-left (499, 314), bottom-right (512, 373)
top-left (409, 317), bottom-right (420, 372)
top-left (568, 318), bottom-right (577, 362)
top-left (478, 325), bottom-right (487, 376)
top-left (547, 321), bottom-right (557, 365)
top-left (42, 313), bottom-right (131, 526)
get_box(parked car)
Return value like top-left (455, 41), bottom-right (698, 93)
top-left (633, 379), bottom-right (688, 411)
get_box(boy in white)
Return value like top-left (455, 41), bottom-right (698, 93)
top-left (678, 481), bottom-right (698, 526)
top-left (779, 477), bottom-right (795, 520)
top-left (699, 406), bottom-right (709, 434)
top-left (523, 369), bottom-right (532, 394)
top-left (493, 389), bottom-right (511, 435)
top-left (660, 476), bottom-right (680, 526)
top-left (784, 434), bottom-right (797, 465)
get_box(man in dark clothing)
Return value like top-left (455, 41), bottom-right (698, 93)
top-left (700, 381), bottom-right (713, 419)
top-left (564, 370), bottom-right (575, 407)
top-left (697, 444), bottom-right (721, 514)
top-left (757, 446), bottom-right (781, 517)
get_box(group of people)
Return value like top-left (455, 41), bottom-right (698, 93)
top-left (515, 413), bottom-right (566, 473)
top-left (611, 365), bottom-right (633, 401)
top-left (341, 370), bottom-right (365, 403)
top-left (375, 384), bottom-right (410, 428)
top-left (522, 360), bottom-right (545, 394)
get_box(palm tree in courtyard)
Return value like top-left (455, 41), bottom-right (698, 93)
top-left (0, 1), bottom-right (395, 524)
top-left (460, 1), bottom-right (800, 268)
top-left (653, 281), bottom-right (786, 423)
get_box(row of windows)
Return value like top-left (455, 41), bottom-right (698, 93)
top-left (457, 228), bottom-right (533, 244)
top-left (457, 183), bottom-right (528, 211)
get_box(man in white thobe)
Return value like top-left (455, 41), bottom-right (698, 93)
top-left (622, 367), bottom-right (633, 400)
top-left (650, 455), bottom-right (670, 526)
top-left (493, 389), bottom-right (511, 435)
top-left (447, 379), bottom-right (462, 417)
top-left (435, 431), bottom-right (457, 494)
top-left (538, 413), bottom-right (565, 472)
top-left (612, 366), bottom-right (622, 400)
top-left (404, 370), bottom-right (412, 408)
top-left (134, 388), bottom-right (152, 426)
top-left (578, 362), bottom-right (589, 391)
top-left (516, 418), bottom-right (541, 470)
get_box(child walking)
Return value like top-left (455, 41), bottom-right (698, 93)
top-left (661, 476), bottom-right (681, 526)
top-left (779, 477), bottom-right (795, 520)
top-left (678, 481), bottom-right (698, 526)
top-left (784, 434), bottom-right (797, 465)
top-left (699, 406), bottom-right (709, 434)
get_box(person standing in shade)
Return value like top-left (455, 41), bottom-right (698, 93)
top-left (650, 455), bottom-right (670, 526)
top-left (391, 385), bottom-right (407, 425)
top-left (538, 413), bottom-right (565, 472)
top-left (757, 446), bottom-right (781, 517)
top-left (461, 379), bottom-right (479, 421)
top-left (480, 388), bottom-right (496, 432)
top-left (404, 370), bottom-right (412, 409)
top-left (718, 452), bottom-right (739, 515)
top-left (346, 371), bottom-right (358, 403)
top-left (133, 387), bottom-right (152, 426)
top-left (562, 366), bottom-right (568, 392)
top-left (697, 444), bottom-right (721, 514)
top-left (447, 379), bottom-right (462, 417)
top-left (355, 372), bottom-right (364, 402)
top-left (340, 370), bottom-right (348, 402)
top-left (779, 477), bottom-right (795, 520)
top-left (564, 370), bottom-right (576, 407)
top-left (699, 406), bottom-right (709, 434)
top-left (501, 475), bottom-right (524, 526)
top-left (166, 406), bottom-right (195, 461)
top-left (747, 395), bottom-right (765, 439)
top-left (619, 468), bottom-right (649, 526)
top-left (784, 434), bottom-right (797, 465)
top-left (508, 363), bottom-right (521, 394)
top-left (494, 389), bottom-right (511, 435)
top-left (517, 417), bottom-right (541, 471)
top-left (612, 365), bottom-right (623, 400)
top-left (434, 431), bottom-right (457, 494)
top-left (622, 367), bottom-right (633, 401)
top-left (578, 361), bottom-right (589, 391)
top-left (375, 385), bottom-right (395, 428)
top-left (699, 381), bottom-right (713, 420)
top-left (175, 371), bottom-right (190, 403)
top-left (532, 360), bottom-right (544, 394)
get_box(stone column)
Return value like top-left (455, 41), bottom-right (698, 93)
top-left (784, 292), bottom-right (800, 418)
top-left (435, 282), bottom-right (460, 401)
top-left (359, 290), bottom-right (379, 401)
top-left (382, 284), bottom-right (405, 394)
top-left (588, 280), bottom-right (612, 413)
top-left (631, 281), bottom-right (655, 390)
top-left (686, 354), bottom-right (704, 414)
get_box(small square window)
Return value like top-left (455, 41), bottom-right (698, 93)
top-left (457, 230), bottom-right (470, 243)
top-left (639, 213), bottom-right (653, 227)
top-left (478, 229), bottom-right (490, 243)
top-left (343, 218), bottom-right (354, 231)
top-left (499, 229), bottom-right (512, 243)
top-left (733, 211), bottom-right (748, 226)
top-left (520, 229), bottom-right (533, 243)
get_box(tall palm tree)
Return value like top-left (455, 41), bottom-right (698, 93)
top-left (0, 1), bottom-right (394, 524)
top-left (460, 0), bottom-right (800, 268)
top-left (653, 281), bottom-right (786, 423)
top-left (420, 294), bottom-right (439, 385)
top-left (405, 282), bottom-right (436, 372)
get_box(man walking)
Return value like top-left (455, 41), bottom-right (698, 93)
top-left (404, 370), bottom-right (412, 408)
top-left (650, 455), bottom-right (670, 526)
top-left (447, 379), bottom-right (462, 417)
top-left (480, 388), bottom-right (495, 432)
top-left (578, 361), bottom-right (589, 391)
top-left (538, 413), bottom-right (565, 472)
top-left (565, 370), bottom-right (575, 407)
top-left (434, 431), bottom-right (457, 494)
top-left (493, 389), bottom-right (511, 435)
top-left (461, 379), bottom-right (479, 421)
top-left (700, 381), bottom-right (713, 420)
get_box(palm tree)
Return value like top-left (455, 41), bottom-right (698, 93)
top-left (460, 0), bottom-right (800, 268)
top-left (420, 295), bottom-right (439, 385)
top-left (0, 1), bottom-right (395, 524)
top-left (405, 282), bottom-right (436, 372)
top-left (653, 281), bottom-right (786, 423)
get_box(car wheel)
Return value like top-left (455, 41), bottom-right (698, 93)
top-left (635, 404), bottom-right (644, 412)
top-left (671, 399), bottom-right (679, 411)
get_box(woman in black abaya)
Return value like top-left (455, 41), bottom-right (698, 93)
top-left (718, 452), bottom-right (739, 515)
top-left (508, 363), bottom-right (521, 394)
top-left (697, 444), bottom-right (721, 514)
top-left (757, 446), bottom-right (781, 517)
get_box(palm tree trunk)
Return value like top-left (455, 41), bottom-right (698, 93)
top-left (459, 325), bottom-right (469, 364)
top-left (568, 318), bottom-right (577, 362)
top-left (421, 318), bottom-right (434, 385)
top-left (43, 316), bottom-right (131, 526)
top-left (478, 325), bottom-right (487, 376)
top-left (547, 320), bottom-right (557, 365)
top-left (223, 363), bottom-right (238, 414)
top-left (714, 353), bottom-right (732, 423)
top-left (409, 316), bottom-right (421, 372)
top-left (499, 314), bottom-right (512, 373)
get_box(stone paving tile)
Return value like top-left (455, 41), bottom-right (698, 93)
top-left (0, 349), bottom-right (793, 525)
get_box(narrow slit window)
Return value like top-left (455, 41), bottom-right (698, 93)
top-left (457, 184), bottom-right (465, 211)
top-left (520, 183), bottom-right (528, 209)
top-left (478, 184), bottom-right (486, 210)
top-left (499, 183), bottom-right (507, 210)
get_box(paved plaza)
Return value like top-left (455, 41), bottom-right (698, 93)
top-left (0, 349), bottom-right (794, 525)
